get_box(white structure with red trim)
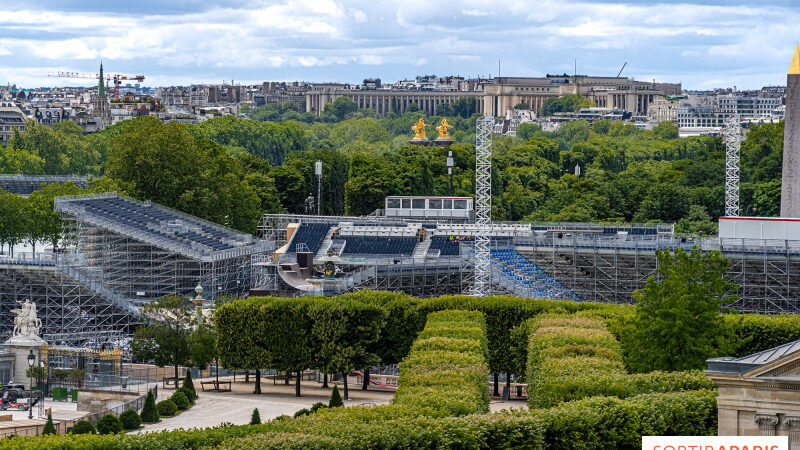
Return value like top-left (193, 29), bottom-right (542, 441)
top-left (719, 216), bottom-right (800, 240)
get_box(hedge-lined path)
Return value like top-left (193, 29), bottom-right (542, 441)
top-left (132, 376), bottom-right (394, 433)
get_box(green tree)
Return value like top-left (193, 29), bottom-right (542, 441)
top-left (130, 295), bottom-right (193, 381)
top-left (140, 391), bottom-right (159, 423)
top-left (249, 408), bottom-right (261, 425)
top-left (309, 300), bottom-right (385, 400)
top-left (653, 121), bottom-right (679, 140)
top-left (42, 413), bottom-right (56, 435)
top-left (516, 123), bottom-right (542, 141)
top-left (104, 116), bottom-right (261, 233)
top-left (329, 385), bottom-right (343, 407)
top-left (621, 246), bottom-right (737, 372)
top-left (325, 97), bottom-right (358, 121)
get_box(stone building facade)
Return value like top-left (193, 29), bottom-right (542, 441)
top-left (706, 340), bottom-right (800, 448)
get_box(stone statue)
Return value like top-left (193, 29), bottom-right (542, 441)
top-left (11, 299), bottom-right (41, 339)
top-left (436, 118), bottom-right (454, 139)
top-left (305, 194), bottom-right (316, 215)
top-left (411, 118), bottom-right (428, 139)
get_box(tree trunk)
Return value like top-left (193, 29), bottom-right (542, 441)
top-left (342, 371), bottom-right (349, 400)
top-left (295, 371), bottom-right (301, 397)
top-left (174, 364), bottom-right (179, 384)
top-left (215, 358), bottom-right (220, 390)
top-left (322, 373), bottom-right (328, 388)
top-left (254, 369), bottom-right (261, 394)
top-left (362, 368), bottom-right (369, 391)
top-left (245, 371), bottom-right (250, 383)
top-left (506, 372), bottom-right (511, 398)
top-left (493, 373), bottom-right (499, 396)
top-left (285, 371), bottom-right (290, 385)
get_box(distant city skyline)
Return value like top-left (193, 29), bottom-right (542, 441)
top-left (1, 0), bottom-right (799, 90)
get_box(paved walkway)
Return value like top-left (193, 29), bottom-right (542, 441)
top-left (134, 376), bottom-right (394, 433)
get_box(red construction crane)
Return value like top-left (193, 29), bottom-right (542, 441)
top-left (48, 70), bottom-right (145, 99)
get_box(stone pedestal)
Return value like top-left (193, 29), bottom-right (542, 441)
top-left (4, 335), bottom-right (45, 389)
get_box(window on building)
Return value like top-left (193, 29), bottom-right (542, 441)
top-left (401, 199), bottom-right (411, 209)
top-left (454, 199), bottom-right (468, 210)
top-left (412, 199), bottom-right (426, 209)
top-left (429, 199), bottom-right (442, 209)
top-left (387, 198), bottom-right (401, 209)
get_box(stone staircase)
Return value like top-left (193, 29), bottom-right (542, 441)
top-left (315, 227), bottom-right (337, 260)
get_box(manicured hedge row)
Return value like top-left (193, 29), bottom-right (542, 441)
top-left (527, 313), bottom-right (713, 408)
top-left (1, 390), bottom-right (714, 450)
top-left (725, 314), bottom-right (800, 357)
top-left (392, 310), bottom-right (490, 415)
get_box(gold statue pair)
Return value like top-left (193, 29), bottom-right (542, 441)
top-left (412, 118), bottom-right (453, 139)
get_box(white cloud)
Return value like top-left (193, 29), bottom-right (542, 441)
top-left (0, 0), bottom-right (798, 89)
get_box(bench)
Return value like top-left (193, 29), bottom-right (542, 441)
top-left (162, 377), bottom-right (183, 389)
top-left (200, 380), bottom-right (231, 392)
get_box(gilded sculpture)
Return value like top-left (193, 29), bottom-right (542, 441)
top-left (436, 118), bottom-right (454, 139)
top-left (411, 118), bottom-right (428, 139)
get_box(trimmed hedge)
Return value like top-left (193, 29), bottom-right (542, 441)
top-left (96, 415), bottom-right (122, 435)
top-left (392, 310), bottom-right (489, 416)
top-left (170, 391), bottom-right (190, 410)
top-left (725, 314), bottom-right (800, 357)
top-left (157, 400), bottom-right (178, 417)
top-left (70, 420), bottom-right (96, 435)
top-left (527, 312), bottom-right (714, 408)
top-left (119, 410), bottom-right (141, 430)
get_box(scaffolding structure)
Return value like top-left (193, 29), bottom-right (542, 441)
top-left (472, 114), bottom-right (493, 297)
top-left (0, 261), bottom-right (132, 347)
top-left (724, 115), bottom-right (741, 217)
top-left (55, 194), bottom-right (267, 307)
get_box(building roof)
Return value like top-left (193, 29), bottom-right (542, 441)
top-left (707, 340), bottom-right (800, 374)
top-left (55, 193), bottom-right (267, 261)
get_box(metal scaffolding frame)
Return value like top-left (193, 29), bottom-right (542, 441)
top-left (724, 115), bottom-right (741, 217)
top-left (0, 261), bottom-right (133, 348)
top-left (472, 114), bottom-right (493, 297)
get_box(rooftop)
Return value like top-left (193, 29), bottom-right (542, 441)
top-left (707, 340), bottom-right (800, 374)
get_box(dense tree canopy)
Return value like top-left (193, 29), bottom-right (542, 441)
top-left (0, 102), bottom-right (786, 236)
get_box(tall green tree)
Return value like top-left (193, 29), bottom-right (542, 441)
top-left (130, 295), bottom-right (194, 381)
top-left (620, 246), bottom-right (737, 372)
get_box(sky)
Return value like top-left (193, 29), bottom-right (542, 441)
top-left (1, 0), bottom-right (800, 90)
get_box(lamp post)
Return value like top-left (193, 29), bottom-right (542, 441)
top-left (39, 361), bottom-right (44, 417)
top-left (26, 350), bottom-right (34, 420)
top-left (191, 284), bottom-right (205, 329)
top-left (315, 160), bottom-right (322, 216)
top-left (447, 151), bottom-right (454, 196)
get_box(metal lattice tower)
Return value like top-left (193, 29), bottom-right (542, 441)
top-left (724, 115), bottom-right (741, 217)
top-left (472, 114), bottom-right (493, 296)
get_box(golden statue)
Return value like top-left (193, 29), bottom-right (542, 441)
top-left (436, 118), bottom-right (454, 139)
top-left (411, 118), bottom-right (428, 139)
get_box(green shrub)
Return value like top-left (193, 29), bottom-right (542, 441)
top-left (42, 413), bottom-right (56, 435)
top-left (309, 402), bottom-right (327, 414)
top-left (96, 415), bottom-right (122, 435)
top-left (170, 391), bottom-right (189, 410)
top-left (177, 387), bottom-right (195, 405)
top-left (726, 314), bottom-right (800, 357)
top-left (183, 370), bottom-right (197, 400)
top-left (249, 408), bottom-right (260, 425)
top-left (293, 408), bottom-right (310, 417)
top-left (119, 410), bottom-right (141, 430)
top-left (69, 420), bottom-right (96, 435)
top-left (140, 391), bottom-right (159, 423)
top-left (157, 400), bottom-right (178, 417)
top-left (329, 386), bottom-right (343, 408)
top-left (393, 310), bottom-right (489, 415)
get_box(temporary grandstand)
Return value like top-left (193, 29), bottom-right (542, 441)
top-left (0, 193), bottom-right (268, 347)
top-left (258, 213), bottom-right (800, 314)
top-left (0, 174), bottom-right (89, 196)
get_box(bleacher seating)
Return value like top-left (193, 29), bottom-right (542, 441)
top-left (429, 236), bottom-right (472, 256)
top-left (290, 223), bottom-right (332, 255)
top-left (490, 248), bottom-right (578, 300)
top-left (341, 237), bottom-right (417, 256)
top-left (68, 196), bottom-right (247, 252)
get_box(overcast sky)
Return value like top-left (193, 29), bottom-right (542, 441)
top-left (1, 0), bottom-right (799, 90)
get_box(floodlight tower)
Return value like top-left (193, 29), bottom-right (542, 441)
top-left (724, 115), bottom-right (741, 217)
top-left (315, 160), bottom-right (323, 215)
top-left (472, 115), bottom-right (493, 297)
